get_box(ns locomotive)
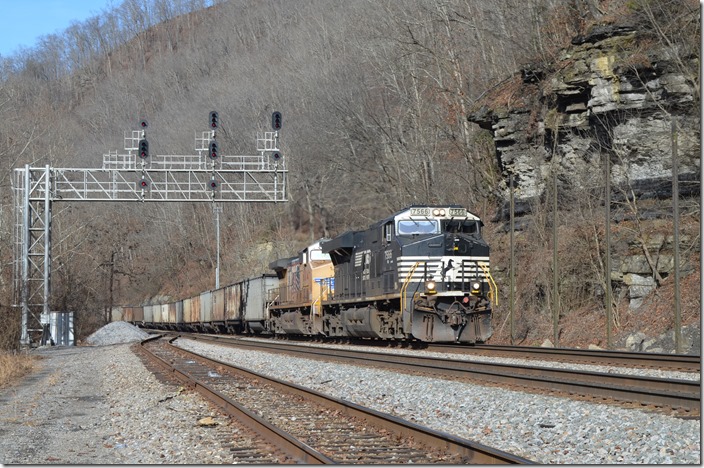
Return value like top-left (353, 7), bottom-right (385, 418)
top-left (122, 205), bottom-right (496, 343)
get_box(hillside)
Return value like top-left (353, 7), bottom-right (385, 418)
top-left (0, 0), bottom-right (699, 350)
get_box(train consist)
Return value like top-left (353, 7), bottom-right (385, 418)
top-left (121, 205), bottom-right (497, 343)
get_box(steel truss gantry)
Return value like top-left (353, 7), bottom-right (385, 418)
top-left (12, 127), bottom-right (286, 346)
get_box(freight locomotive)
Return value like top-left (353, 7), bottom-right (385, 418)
top-left (120, 205), bottom-right (496, 343)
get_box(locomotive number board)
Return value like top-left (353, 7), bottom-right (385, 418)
top-left (409, 207), bottom-right (467, 217)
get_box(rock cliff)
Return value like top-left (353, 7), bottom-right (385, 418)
top-left (469, 11), bottom-right (700, 327)
top-left (469, 20), bottom-right (700, 212)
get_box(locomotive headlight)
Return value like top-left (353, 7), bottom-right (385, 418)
top-left (425, 280), bottom-right (437, 295)
top-left (432, 208), bottom-right (446, 217)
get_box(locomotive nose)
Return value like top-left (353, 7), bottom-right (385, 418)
top-left (445, 233), bottom-right (469, 255)
top-left (444, 232), bottom-right (489, 257)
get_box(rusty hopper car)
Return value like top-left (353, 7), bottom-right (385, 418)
top-left (321, 205), bottom-right (496, 343)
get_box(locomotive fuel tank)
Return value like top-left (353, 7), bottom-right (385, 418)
top-left (341, 305), bottom-right (404, 339)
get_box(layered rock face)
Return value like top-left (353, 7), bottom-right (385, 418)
top-left (470, 22), bottom-right (700, 208)
top-left (469, 17), bottom-right (700, 313)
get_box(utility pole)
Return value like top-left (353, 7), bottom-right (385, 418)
top-left (605, 152), bottom-right (612, 349)
top-left (108, 251), bottom-right (115, 323)
top-left (672, 118), bottom-right (682, 354)
top-left (552, 165), bottom-right (559, 347)
top-left (214, 204), bottom-right (223, 290)
top-left (509, 172), bottom-right (515, 345)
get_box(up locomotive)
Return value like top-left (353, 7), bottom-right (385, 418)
top-left (121, 205), bottom-right (496, 343)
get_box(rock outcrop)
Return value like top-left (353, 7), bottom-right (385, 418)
top-left (469, 11), bottom-right (700, 321)
top-left (469, 20), bottom-right (700, 212)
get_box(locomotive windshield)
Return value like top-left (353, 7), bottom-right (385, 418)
top-left (444, 220), bottom-right (480, 235)
top-left (309, 248), bottom-right (331, 262)
top-left (397, 219), bottom-right (439, 235)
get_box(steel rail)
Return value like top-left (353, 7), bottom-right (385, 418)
top-left (152, 335), bottom-right (534, 464)
top-left (139, 336), bottom-right (335, 464)
top-left (182, 334), bottom-right (700, 412)
top-left (428, 344), bottom-right (701, 372)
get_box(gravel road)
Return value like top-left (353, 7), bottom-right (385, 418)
top-left (0, 342), bottom-right (240, 464)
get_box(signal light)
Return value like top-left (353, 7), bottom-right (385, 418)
top-left (138, 139), bottom-right (149, 158)
top-left (138, 178), bottom-right (149, 190)
top-left (139, 119), bottom-right (148, 128)
top-left (209, 179), bottom-right (218, 190)
top-left (271, 111), bottom-right (282, 131)
top-left (208, 141), bottom-right (219, 160)
top-left (209, 111), bottom-right (219, 129)
top-left (272, 151), bottom-right (281, 161)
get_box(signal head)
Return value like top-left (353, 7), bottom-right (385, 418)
top-left (138, 139), bottom-right (149, 158)
top-left (139, 119), bottom-right (148, 128)
top-left (208, 141), bottom-right (219, 160)
top-left (271, 111), bottom-right (282, 131)
top-left (209, 111), bottom-right (219, 129)
top-left (138, 178), bottom-right (149, 190)
top-left (209, 179), bottom-right (218, 190)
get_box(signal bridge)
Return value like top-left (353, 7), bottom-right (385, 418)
top-left (12, 112), bottom-right (286, 346)
top-left (55, 130), bottom-right (285, 202)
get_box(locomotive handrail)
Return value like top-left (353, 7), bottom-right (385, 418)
top-left (400, 261), bottom-right (420, 314)
top-left (477, 262), bottom-right (499, 306)
top-left (312, 285), bottom-right (328, 317)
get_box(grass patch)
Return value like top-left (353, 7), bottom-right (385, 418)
top-left (0, 352), bottom-right (40, 388)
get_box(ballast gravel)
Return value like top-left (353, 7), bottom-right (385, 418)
top-left (0, 322), bottom-right (699, 464)
top-left (85, 320), bottom-right (150, 345)
top-left (175, 339), bottom-right (701, 465)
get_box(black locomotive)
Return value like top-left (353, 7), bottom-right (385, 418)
top-left (318, 205), bottom-right (495, 343)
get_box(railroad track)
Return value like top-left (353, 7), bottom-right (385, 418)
top-left (176, 334), bottom-right (700, 415)
top-left (138, 335), bottom-right (533, 464)
top-left (144, 329), bottom-right (700, 372)
top-left (426, 344), bottom-right (701, 373)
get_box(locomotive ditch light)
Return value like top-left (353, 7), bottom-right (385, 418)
top-left (471, 281), bottom-right (481, 294)
top-left (425, 280), bottom-right (437, 295)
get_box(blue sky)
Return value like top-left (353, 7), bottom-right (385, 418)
top-left (0, 0), bottom-right (117, 57)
